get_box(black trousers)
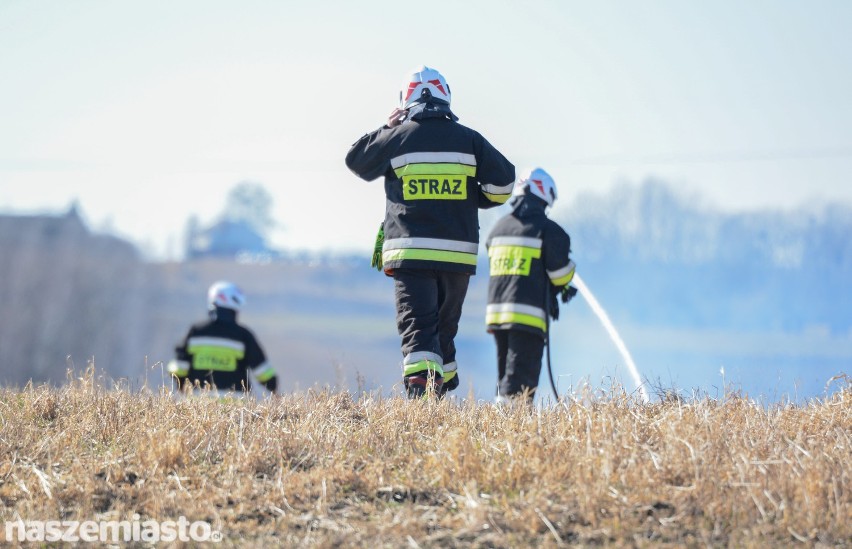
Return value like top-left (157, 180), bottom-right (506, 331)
top-left (494, 329), bottom-right (545, 398)
top-left (393, 268), bottom-right (470, 367)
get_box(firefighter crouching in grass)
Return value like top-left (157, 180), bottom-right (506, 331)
top-left (485, 168), bottom-right (577, 403)
top-left (345, 65), bottom-right (515, 399)
top-left (167, 281), bottom-right (278, 396)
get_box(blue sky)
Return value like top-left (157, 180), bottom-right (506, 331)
top-left (2, 0), bottom-right (852, 258)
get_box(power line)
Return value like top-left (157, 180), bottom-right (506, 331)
top-left (569, 146), bottom-right (852, 166)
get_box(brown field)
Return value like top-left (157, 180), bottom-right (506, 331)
top-left (0, 370), bottom-right (849, 548)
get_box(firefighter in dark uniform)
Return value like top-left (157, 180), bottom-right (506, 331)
top-left (167, 281), bottom-right (278, 395)
top-left (486, 168), bottom-right (576, 402)
top-left (346, 65), bottom-right (515, 398)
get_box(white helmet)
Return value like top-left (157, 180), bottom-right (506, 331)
top-left (400, 65), bottom-right (451, 109)
top-left (207, 281), bottom-right (245, 311)
top-left (512, 167), bottom-right (558, 207)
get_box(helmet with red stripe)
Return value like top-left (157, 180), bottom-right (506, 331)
top-left (512, 167), bottom-right (558, 207)
top-left (207, 281), bottom-right (246, 311)
top-left (400, 65), bottom-right (451, 109)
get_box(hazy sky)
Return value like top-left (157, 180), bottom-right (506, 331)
top-left (2, 1), bottom-right (851, 258)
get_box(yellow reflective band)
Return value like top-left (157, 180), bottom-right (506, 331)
top-left (402, 175), bottom-right (467, 200)
top-left (383, 248), bottom-right (478, 265)
top-left (255, 365), bottom-right (276, 382)
top-left (548, 261), bottom-right (576, 286)
top-left (550, 271), bottom-right (575, 286)
top-left (488, 245), bottom-right (542, 276)
top-left (394, 163), bottom-right (477, 177)
top-left (443, 370), bottom-right (457, 383)
top-left (486, 311), bottom-right (547, 332)
top-left (188, 345), bottom-right (243, 372)
top-left (403, 360), bottom-right (444, 377)
top-left (481, 191), bottom-right (511, 204)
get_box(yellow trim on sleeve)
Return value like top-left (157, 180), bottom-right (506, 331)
top-left (254, 366), bottom-right (276, 383)
top-left (481, 192), bottom-right (511, 204)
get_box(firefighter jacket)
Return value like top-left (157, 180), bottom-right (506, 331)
top-left (486, 195), bottom-right (575, 336)
top-left (345, 103), bottom-right (515, 275)
top-left (168, 307), bottom-right (278, 393)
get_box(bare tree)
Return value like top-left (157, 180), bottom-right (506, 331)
top-left (221, 181), bottom-right (275, 238)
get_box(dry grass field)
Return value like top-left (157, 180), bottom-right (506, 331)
top-left (0, 370), bottom-right (849, 547)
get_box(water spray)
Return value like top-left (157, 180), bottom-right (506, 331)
top-left (572, 273), bottom-right (650, 403)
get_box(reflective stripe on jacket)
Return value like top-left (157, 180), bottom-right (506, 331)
top-left (486, 197), bottom-right (574, 335)
top-left (346, 110), bottom-right (515, 274)
top-left (171, 308), bottom-right (273, 392)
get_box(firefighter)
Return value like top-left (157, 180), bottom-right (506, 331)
top-left (346, 65), bottom-right (515, 398)
top-left (485, 167), bottom-right (577, 402)
top-left (167, 281), bottom-right (278, 396)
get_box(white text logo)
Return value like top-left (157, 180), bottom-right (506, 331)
top-left (5, 516), bottom-right (223, 543)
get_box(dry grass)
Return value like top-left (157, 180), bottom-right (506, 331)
top-left (0, 370), bottom-right (849, 548)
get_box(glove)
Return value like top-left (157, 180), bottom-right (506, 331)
top-left (560, 286), bottom-right (578, 304)
top-left (548, 287), bottom-right (560, 321)
top-left (370, 222), bottom-right (385, 272)
top-left (549, 286), bottom-right (577, 321)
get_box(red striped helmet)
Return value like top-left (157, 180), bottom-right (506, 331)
top-left (207, 281), bottom-right (245, 311)
top-left (513, 167), bottom-right (558, 207)
top-left (400, 65), bottom-right (451, 109)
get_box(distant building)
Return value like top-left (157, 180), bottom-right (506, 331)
top-left (0, 202), bottom-right (137, 259)
top-left (0, 203), bottom-right (145, 386)
top-left (185, 218), bottom-right (278, 261)
top-left (0, 202), bottom-right (86, 240)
